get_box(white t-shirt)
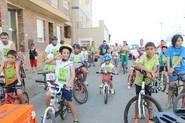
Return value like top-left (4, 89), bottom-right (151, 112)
top-left (45, 44), bottom-right (61, 58)
top-left (55, 60), bottom-right (73, 86)
top-left (0, 40), bottom-right (13, 61)
top-left (101, 63), bottom-right (114, 73)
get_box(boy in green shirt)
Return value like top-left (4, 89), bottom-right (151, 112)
top-left (134, 42), bottom-right (159, 123)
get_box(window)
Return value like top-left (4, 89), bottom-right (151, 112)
top-left (36, 19), bottom-right (44, 42)
top-left (56, 26), bottom-right (61, 43)
top-left (64, 26), bottom-right (71, 38)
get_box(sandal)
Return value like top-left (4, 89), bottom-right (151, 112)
top-left (73, 120), bottom-right (79, 123)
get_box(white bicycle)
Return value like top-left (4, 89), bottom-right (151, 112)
top-left (96, 72), bottom-right (117, 104)
top-left (36, 73), bottom-right (69, 123)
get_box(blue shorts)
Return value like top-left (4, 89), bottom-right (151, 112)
top-left (61, 88), bottom-right (73, 102)
top-left (169, 71), bottom-right (185, 82)
top-left (6, 80), bottom-right (18, 93)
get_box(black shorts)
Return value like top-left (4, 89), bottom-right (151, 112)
top-left (6, 80), bottom-right (18, 93)
top-left (135, 84), bottom-right (152, 96)
top-left (159, 66), bottom-right (167, 72)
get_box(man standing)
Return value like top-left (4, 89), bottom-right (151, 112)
top-left (0, 32), bottom-right (16, 61)
top-left (98, 40), bottom-right (110, 64)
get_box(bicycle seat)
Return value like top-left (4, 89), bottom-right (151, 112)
top-left (154, 112), bottom-right (185, 123)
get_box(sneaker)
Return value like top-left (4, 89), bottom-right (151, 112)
top-left (111, 89), bottom-right (115, 94)
top-left (84, 81), bottom-right (88, 86)
top-left (128, 86), bottom-right (131, 89)
top-left (73, 120), bottom-right (79, 123)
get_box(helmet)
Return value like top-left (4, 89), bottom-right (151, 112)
top-left (73, 43), bottom-right (81, 49)
top-left (103, 54), bottom-right (112, 61)
top-left (59, 44), bottom-right (73, 53)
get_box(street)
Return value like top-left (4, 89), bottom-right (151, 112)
top-left (28, 64), bottom-right (168, 123)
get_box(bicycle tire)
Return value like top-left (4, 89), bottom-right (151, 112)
top-left (160, 71), bottom-right (168, 92)
top-left (73, 82), bottom-right (88, 104)
top-left (174, 83), bottom-right (179, 97)
top-left (23, 91), bottom-right (29, 104)
top-left (124, 95), bottom-right (163, 123)
top-left (173, 93), bottom-right (185, 113)
top-left (60, 104), bottom-right (68, 120)
top-left (21, 78), bottom-right (26, 92)
top-left (104, 86), bottom-right (108, 104)
top-left (42, 107), bottom-right (56, 123)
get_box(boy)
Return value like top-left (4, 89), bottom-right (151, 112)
top-left (45, 44), bottom-right (79, 123)
top-left (166, 34), bottom-right (185, 109)
top-left (134, 42), bottom-right (159, 123)
top-left (159, 46), bottom-right (168, 73)
top-left (98, 53), bottom-right (117, 94)
top-left (72, 44), bottom-right (88, 86)
top-left (0, 50), bottom-right (24, 103)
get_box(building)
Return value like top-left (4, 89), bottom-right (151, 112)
top-left (71, 0), bottom-right (110, 48)
top-left (0, 0), bottom-right (72, 68)
top-left (0, 0), bottom-right (72, 51)
top-left (77, 20), bottom-right (110, 48)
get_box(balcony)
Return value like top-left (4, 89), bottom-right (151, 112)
top-left (7, 0), bottom-right (70, 22)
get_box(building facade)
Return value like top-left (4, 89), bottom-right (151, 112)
top-left (0, 0), bottom-right (72, 51)
top-left (71, 0), bottom-right (110, 48)
top-left (0, 0), bottom-right (73, 68)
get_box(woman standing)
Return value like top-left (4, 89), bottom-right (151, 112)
top-left (29, 43), bottom-right (38, 72)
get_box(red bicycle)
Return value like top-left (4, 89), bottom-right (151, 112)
top-left (0, 76), bottom-right (29, 104)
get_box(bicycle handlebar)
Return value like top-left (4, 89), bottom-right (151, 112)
top-left (96, 71), bottom-right (118, 75)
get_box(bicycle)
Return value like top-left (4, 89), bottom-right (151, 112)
top-left (124, 67), bottom-right (163, 123)
top-left (35, 77), bottom-right (69, 123)
top-left (158, 66), bottom-right (169, 92)
top-left (96, 72), bottom-right (117, 104)
top-left (20, 64), bottom-right (26, 91)
top-left (73, 66), bottom-right (88, 104)
top-left (0, 76), bottom-right (29, 104)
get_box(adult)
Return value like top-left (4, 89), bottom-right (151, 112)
top-left (44, 36), bottom-right (61, 71)
top-left (98, 40), bottom-right (110, 64)
top-left (0, 32), bottom-right (16, 61)
top-left (29, 43), bottom-right (38, 72)
top-left (89, 41), bottom-right (96, 66)
top-left (112, 42), bottom-right (120, 68)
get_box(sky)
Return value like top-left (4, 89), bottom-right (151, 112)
top-left (93, 0), bottom-right (185, 44)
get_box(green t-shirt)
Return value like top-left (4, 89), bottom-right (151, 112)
top-left (135, 54), bottom-right (159, 86)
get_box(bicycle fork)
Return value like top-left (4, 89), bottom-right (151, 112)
top-left (138, 94), bottom-right (146, 119)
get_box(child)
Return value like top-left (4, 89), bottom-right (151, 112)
top-left (72, 44), bottom-right (88, 86)
top-left (166, 34), bottom-right (185, 109)
top-left (45, 44), bottom-right (79, 123)
top-left (159, 46), bottom-right (168, 73)
top-left (17, 45), bottom-right (26, 78)
top-left (98, 53), bottom-right (117, 94)
top-left (0, 50), bottom-right (25, 103)
top-left (134, 42), bottom-right (159, 123)
top-left (29, 43), bottom-right (38, 72)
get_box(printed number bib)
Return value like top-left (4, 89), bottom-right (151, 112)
top-left (73, 55), bottom-right (81, 63)
top-left (51, 48), bottom-right (58, 56)
top-left (2, 48), bottom-right (10, 56)
top-left (5, 67), bottom-right (16, 80)
top-left (58, 68), bottom-right (68, 83)
top-left (105, 66), bottom-right (111, 73)
top-left (172, 56), bottom-right (181, 67)
top-left (102, 49), bottom-right (106, 54)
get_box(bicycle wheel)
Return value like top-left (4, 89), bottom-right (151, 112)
top-left (124, 95), bottom-right (163, 123)
top-left (174, 83), bottom-right (179, 97)
top-left (23, 92), bottom-right (29, 104)
top-left (60, 104), bottom-right (68, 120)
top-left (173, 93), bottom-right (185, 115)
top-left (42, 107), bottom-right (56, 123)
top-left (21, 78), bottom-right (26, 92)
top-left (160, 71), bottom-right (168, 92)
top-left (73, 82), bottom-right (88, 104)
top-left (104, 86), bottom-right (108, 104)
top-left (0, 86), bottom-right (5, 103)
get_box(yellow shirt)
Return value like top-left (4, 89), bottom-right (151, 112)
top-left (135, 54), bottom-right (159, 86)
